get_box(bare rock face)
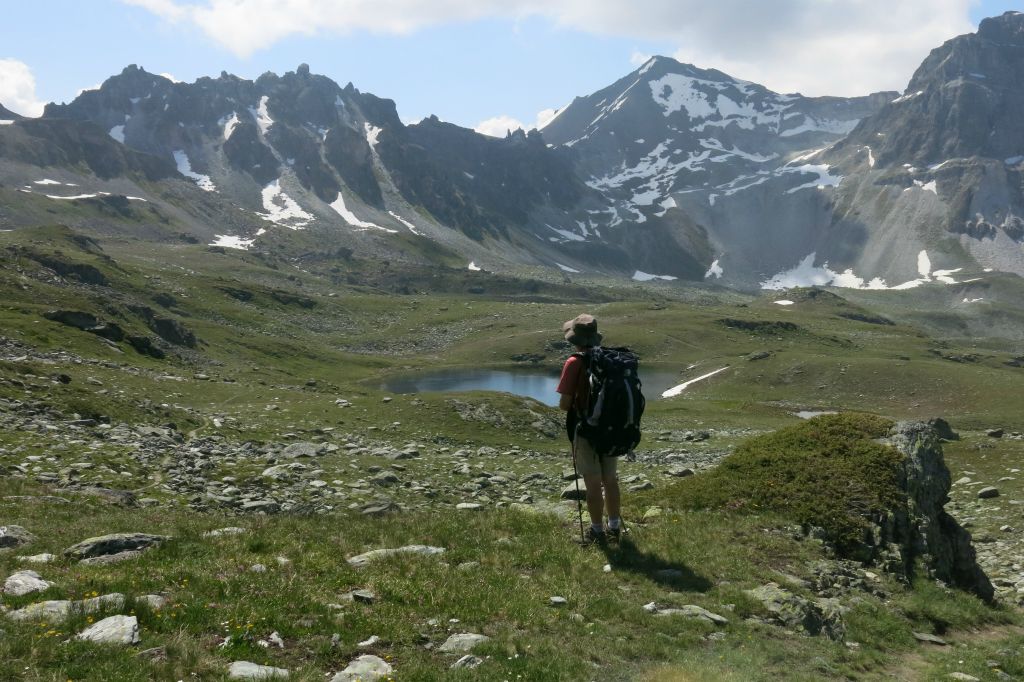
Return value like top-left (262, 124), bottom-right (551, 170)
top-left (63, 532), bottom-right (169, 561)
top-left (874, 421), bottom-right (994, 602)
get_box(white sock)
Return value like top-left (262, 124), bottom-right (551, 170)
top-left (608, 517), bottom-right (621, 530)
top-left (591, 522), bottom-right (604, 533)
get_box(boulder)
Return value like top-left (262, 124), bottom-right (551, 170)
top-left (348, 545), bottom-right (445, 568)
top-left (438, 632), bottom-right (490, 653)
top-left (977, 487), bottom-right (1000, 499)
top-left (330, 654), bottom-right (393, 681)
top-left (875, 422), bottom-right (995, 602)
top-left (561, 481), bottom-right (586, 501)
top-left (0, 525), bottom-right (34, 549)
top-left (8, 593), bottom-right (125, 621)
top-left (64, 532), bottom-right (169, 560)
top-left (744, 583), bottom-right (845, 640)
top-left (76, 615), bottom-right (140, 645)
top-left (3, 570), bottom-right (54, 596)
top-left (282, 442), bottom-right (321, 458)
top-left (228, 661), bottom-right (290, 680)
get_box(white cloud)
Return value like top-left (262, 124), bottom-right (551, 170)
top-left (476, 114), bottom-right (527, 137)
top-left (630, 50), bottom-right (652, 67)
top-left (475, 107), bottom-right (563, 137)
top-left (123, 0), bottom-right (977, 95)
top-left (0, 59), bottom-right (46, 117)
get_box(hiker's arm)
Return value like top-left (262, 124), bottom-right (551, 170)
top-left (559, 392), bottom-right (574, 411)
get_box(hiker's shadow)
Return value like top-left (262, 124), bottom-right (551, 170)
top-left (601, 536), bottom-right (712, 592)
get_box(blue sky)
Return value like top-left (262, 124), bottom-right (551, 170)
top-left (1, 0), bottom-right (1019, 132)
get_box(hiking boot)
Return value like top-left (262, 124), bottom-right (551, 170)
top-left (607, 525), bottom-right (626, 542)
top-left (586, 527), bottom-right (607, 545)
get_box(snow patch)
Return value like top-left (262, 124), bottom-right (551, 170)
top-left (917, 250), bottom-right (932, 278)
top-left (259, 179), bottom-right (313, 229)
top-left (329, 192), bottom-right (395, 233)
top-left (220, 113), bottom-right (240, 141)
top-left (109, 125), bottom-right (125, 143)
top-left (467, 262), bottom-right (481, 271)
top-left (210, 235), bottom-right (254, 250)
top-left (33, 179), bottom-right (61, 185)
top-left (704, 259), bottom-right (723, 279)
top-left (892, 91), bottom-right (924, 104)
top-left (555, 262), bottom-right (580, 273)
top-left (0, 120), bottom-right (14, 125)
top-left (173, 150), bottom-right (217, 192)
top-left (762, 250), bottom-right (964, 291)
top-left (248, 96), bottom-right (273, 135)
top-left (779, 116), bottom-right (858, 138)
top-left (364, 122), bottom-right (382, 149)
top-left (387, 210), bottom-right (422, 236)
top-left (632, 270), bottom-right (677, 282)
top-left (785, 164), bottom-right (843, 193)
top-left (44, 193), bottom-right (99, 200)
top-left (546, 224), bottom-right (586, 242)
top-left (774, 300), bottom-right (795, 306)
top-left (662, 367), bottom-right (729, 398)
top-left (912, 179), bottom-right (938, 194)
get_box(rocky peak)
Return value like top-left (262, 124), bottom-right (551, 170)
top-left (0, 102), bottom-right (24, 120)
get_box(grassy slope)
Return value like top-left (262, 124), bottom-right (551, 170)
top-left (1, 222), bottom-right (1024, 679)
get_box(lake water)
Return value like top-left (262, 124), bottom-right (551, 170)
top-left (379, 368), bottom-right (684, 406)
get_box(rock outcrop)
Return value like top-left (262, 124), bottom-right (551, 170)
top-left (873, 421), bottom-right (994, 602)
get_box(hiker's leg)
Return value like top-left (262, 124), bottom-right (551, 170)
top-left (574, 437), bottom-right (605, 528)
top-left (583, 473), bottom-right (604, 527)
top-left (601, 457), bottom-right (620, 521)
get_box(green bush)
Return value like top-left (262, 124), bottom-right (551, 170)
top-left (674, 413), bottom-right (902, 554)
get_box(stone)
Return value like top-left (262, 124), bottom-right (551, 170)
top-left (64, 532), bottom-right (169, 561)
top-left (987, 429), bottom-right (1004, 438)
top-left (138, 594), bottom-right (167, 610)
top-left (561, 481), bottom-right (586, 501)
top-left (357, 635), bottom-right (381, 648)
top-left (76, 615), bottom-right (140, 645)
top-left (549, 596), bottom-right (568, 606)
top-left (3, 570), bottom-right (54, 596)
top-left (330, 654), bottom-right (392, 681)
top-left (16, 553), bottom-right (56, 564)
top-left (878, 422), bottom-right (995, 602)
top-left (744, 583), bottom-right (845, 640)
top-left (228, 661), bottom-right (290, 680)
top-left (346, 589), bottom-right (376, 604)
top-left (438, 633), bottom-right (490, 653)
top-left (80, 550), bottom-right (144, 566)
top-left (948, 674), bottom-right (980, 682)
top-left (451, 655), bottom-right (484, 669)
top-left (9, 593), bottom-right (125, 622)
top-left (628, 481), bottom-right (655, 492)
top-left (360, 501), bottom-right (400, 517)
top-left (913, 631), bottom-right (948, 645)
top-left (0, 525), bottom-right (34, 549)
top-left (282, 442), bottom-right (321, 458)
top-left (456, 502), bottom-right (483, 511)
top-left (667, 467), bottom-right (695, 477)
top-left (241, 500), bottom-right (280, 514)
top-left (978, 487), bottom-right (1000, 499)
top-left (205, 527), bottom-right (247, 537)
top-left (645, 603), bottom-right (729, 625)
top-left (348, 545), bottom-right (445, 568)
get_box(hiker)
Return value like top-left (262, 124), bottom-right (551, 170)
top-left (557, 314), bottom-right (623, 543)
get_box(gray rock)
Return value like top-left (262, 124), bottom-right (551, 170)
top-left (913, 631), bottom-right (948, 645)
top-left (948, 674), bottom-right (981, 682)
top-left (63, 533), bottom-right (169, 561)
top-left (987, 429), bottom-right (1004, 438)
top-left (561, 481), bottom-right (586, 501)
top-left (667, 467), bottom-right (695, 477)
top-left (0, 525), bottom-right (34, 549)
top-left (9, 593), bottom-right (125, 621)
top-left (438, 632), bottom-right (490, 653)
top-left (80, 550), bottom-right (144, 566)
top-left (456, 502), bottom-right (483, 511)
top-left (76, 615), bottom-right (140, 645)
top-left (348, 545), bottom-right (445, 568)
top-left (241, 500), bottom-right (280, 514)
top-left (978, 487), bottom-right (1000, 499)
top-left (205, 527), bottom-right (248, 537)
top-left (877, 422), bottom-right (995, 602)
top-left (451, 655), bottom-right (484, 669)
top-left (228, 661), bottom-right (290, 680)
top-left (16, 553), bottom-right (56, 564)
top-left (3, 570), bottom-right (54, 596)
top-left (282, 442), bottom-right (321, 458)
top-left (745, 583), bottom-right (845, 640)
top-left (138, 594), bottom-right (167, 610)
top-left (643, 602), bottom-right (729, 625)
top-left (330, 654), bottom-right (392, 681)
top-left (360, 501), bottom-right (400, 517)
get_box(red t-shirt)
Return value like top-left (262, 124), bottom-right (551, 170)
top-left (557, 354), bottom-right (589, 412)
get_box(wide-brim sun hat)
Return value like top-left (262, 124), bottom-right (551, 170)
top-left (563, 313), bottom-right (603, 347)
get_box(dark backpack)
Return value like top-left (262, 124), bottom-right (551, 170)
top-left (573, 346), bottom-right (645, 457)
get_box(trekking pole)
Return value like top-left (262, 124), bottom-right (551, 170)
top-left (571, 430), bottom-right (585, 543)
